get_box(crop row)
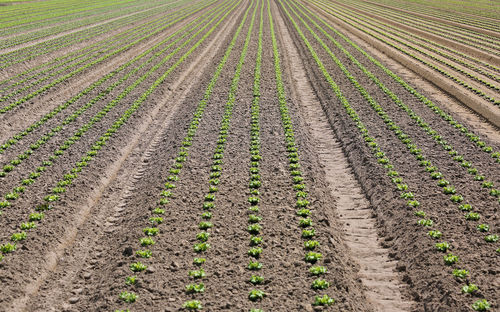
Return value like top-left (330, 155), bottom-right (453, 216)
top-left (0, 0), bottom-right (196, 89)
top-left (312, 0), bottom-right (500, 105)
top-left (356, 17), bottom-right (500, 80)
top-left (0, 0), bottom-right (203, 104)
top-left (0, 0), bottom-right (108, 23)
top-left (0, 0), bottom-right (225, 187)
top-left (324, 2), bottom-right (500, 82)
top-left (0, 0), bottom-right (231, 267)
top-left (114, 1), bottom-right (246, 310)
top-left (269, 0), bottom-right (334, 307)
top-left (0, 0), bottom-right (164, 39)
top-left (289, 0), bottom-right (499, 247)
top-left (338, 0), bottom-right (499, 34)
top-left (0, 0), bottom-right (190, 70)
top-left (0, 0), bottom-right (169, 49)
top-left (0, 0), bottom-right (136, 30)
top-left (245, 1), bottom-right (266, 310)
top-left (338, 0), bottom-right (500, 52)
top-left (182, 2), bottom-right (256, 310)
top-left (316, 0), bottom-right (500, 91)
top-left (0, 1), bottom-right (215, 154)
top-left (0, 1), bottom-right (213, 115)
top-left (0, 0), bottom-right (133, 36)
top-left (0, 0), bottom-right (229, 243)
top-left (306, 0), bottom-right (500, 167)
top-left (279, 1), bottom-right (494, 309)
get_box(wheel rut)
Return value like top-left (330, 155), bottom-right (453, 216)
top-left (274, 3), bottom-right (414, 311)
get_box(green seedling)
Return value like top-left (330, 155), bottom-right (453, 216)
top-left (249, 275), bottom-right (264, 285)
top-left (309, 266), bottom-right (327, 275)
top-left (188, 268), bottom-right (205, 279)
top-left (125, 276), bottom-right (136, 285)
top-left (248, 247), bottom-right (263, 258)
top-left (11, 232), bottom-right (27, 241)
top-left (130, 262), bottom-right (147, 272)
top-left (140, 237), bottom-right (155, 246)
top-left (119, 291), bottom-right (137, 303)
top-left (443, 254), bottom-right (458, 265)
top-left (435, 242), bottom-right (450, 252)
top-left (193, 258), bottom-right (206, 266)
top-left (194, 242), bottom-right (210, 253)
top-left (462, 284), bottom-right (478, 293)
top-left (185, 283), bottom-right (205, 293)
top-left (248, 289), bottom-right (265, 301)
top-left (248, 261), bottom-right (262, 270)
top-left (313, 294), bottom-right (335, 306)
top-left (305, 252), bottom-right (322, 263)
top-left (312, 279), bottom-right (330, 290)
top-left (136, 250), bottom-right (152, 258)
top-left (182, 300), bottom-right (202, 310)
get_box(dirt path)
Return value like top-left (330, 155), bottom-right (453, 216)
top-left (274, 2), bottom-right (413, 310)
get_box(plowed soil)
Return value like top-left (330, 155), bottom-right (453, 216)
top-left (0, 0), bottom-right (498, 311)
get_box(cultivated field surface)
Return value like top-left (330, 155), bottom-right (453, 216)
top-left (0, 0), bottom-right (498, 311)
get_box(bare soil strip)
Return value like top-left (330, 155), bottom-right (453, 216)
top-left (275, 4), bottom-right (413, 310)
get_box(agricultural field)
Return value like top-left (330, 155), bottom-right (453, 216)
top-left (0, 0), bottom-right (498, 311)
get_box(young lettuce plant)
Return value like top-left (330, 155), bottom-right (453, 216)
top-left (313, 294), bottom-right (335, 306)
top-left (248, 289), bottom-right (265, 301)
top-left (182, 300), bottom-right (202, 310)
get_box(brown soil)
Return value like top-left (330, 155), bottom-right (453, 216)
top-left (0, 3), bottom-right (206, 144)
top-left (274, 4), bottom-right (412, 310)
top-left (307, 0), bottom-right (500, 129)
top-left (0, 0), bottom-right (499, 311)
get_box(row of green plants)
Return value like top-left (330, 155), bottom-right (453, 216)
top-left (0, 0), bottom-right (198, 101)
top-left (313, 0), bottom-right (500, 105)
top-left (0, 0), bottom-right (165, 50)
top-left (0, 6), bottom-right (173, 79)
top-left (0, 2), bottom-right (215, 115)
top-left (329, 2), bottom-right (499, 83)
top-left (308, 0), bottom-right (500, 164)
top-left (325, 2), bottom-right (500, 92)
top-left (269, 1), bottom-right (334, 307)
top-left (0, 0), bottom-right (226, 183)
top-left (183, 2), bottom-right (257, 310)
top-left (2, 19), bottom-right (169, 103)
top-left (0, 0), bottom-right (134, 29)
top-left (0, 0), bottom-right (157, 63)
top-left (289, 0), bottom-right (498, 246)
top-left (114, 1), bottom-right (247, 310)
top-left (245, 1), bottom-right (266, 310)
top-left (0, 1), bottom-right (213, 155)
top-left (280, 1), bottom-right (492, 309)
top-left (0, 0), bottom-right (138, 37)
top-left (338, 0), bottom-right (498, 31)
top-left (0, 0), bottom-right (188, 71)
top-left (340, 0), bottom-right (500, 52)
top-left (0, 0), bottom-right (233, 265)
top-left (0, 0), bottom-right (107, 18)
